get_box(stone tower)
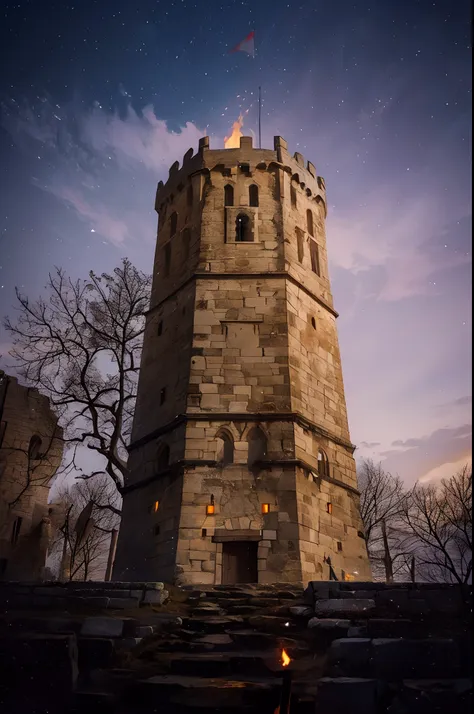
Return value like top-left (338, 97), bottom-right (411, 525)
top-left (113, 135), bottom-right (371, 586)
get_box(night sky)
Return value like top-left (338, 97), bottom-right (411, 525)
top-left (0, 0), bottom-right (471, 486)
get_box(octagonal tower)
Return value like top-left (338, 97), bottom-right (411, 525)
top-left (113, 135), bottom-right (371, 585)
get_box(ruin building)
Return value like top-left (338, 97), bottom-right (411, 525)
top-left (113, 135), bottom-right (372, 585)
top-left (0, 371), bottom-right (63, 580)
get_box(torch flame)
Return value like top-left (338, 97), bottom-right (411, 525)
top-left (224, 115), bottom-right (244, 148)
top-left (281, 648), bottom-right (291, 667)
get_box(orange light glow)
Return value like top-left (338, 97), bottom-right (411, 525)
top-left (206, 504), bottom-right (215, 515)
top-left (224, 115), bottom-right (244, 148)
top-left (281, 649), bottom-right (291, 667)
top-left (153, 500), bottom-right (159, 513)
top-left (262, 503), bottom-right (270, 514)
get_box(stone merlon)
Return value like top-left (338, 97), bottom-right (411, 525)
top-left (155, 135), bottom-right (326, 214)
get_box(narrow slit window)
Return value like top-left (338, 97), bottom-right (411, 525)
top-left (11, 517), bottom-right (22, 545)
top-left (187, 185), bottom-right (193, 207)
top-left (249, 184), bottom-right (259, 207)
top-left (164, 244), bottom-right (171, 276)
top-left (224, 184), bottom-right (234, 206)
top-left (296, 228), bottom-right (304, 263)
top-left (170, 212), bottom-right (178, 236)
top-left (182, 228), bottom-right (191, 262)
top-left (306, 209), bottom-right (314, 236)
top-left (157, 321), bottom-right (163, 336)
top-left (310, 239), bottom-right (321, 276)
top-left (290, 184), bottom-right (297, 208)
top-left (160, 388), bottom-right (167, 405)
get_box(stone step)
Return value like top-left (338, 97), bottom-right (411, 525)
top-left (190, 607), bottom-right (225, 618)
top-left (315, 676), bottom-right (472, 714)
top-left (121, 674), bottom-right (281, 711)
top-left (224, 604), bottom-right (262, 615)
top-left (247, 614), bottom-right (302, 634)
top-left (186, 616), bottom-right (246, 633)
top-left (167, 651), bottom-right (283, 678)
top-left (327, 637), bottom-right (465, 679)
top-left (387, 678), bottom-right (472, 714)
top-left (71, 691), bottom-right (115, 714)
top-left (229, 629), bottom-right (307, 653)
top-left (313, 599), bottom-right (376, 618)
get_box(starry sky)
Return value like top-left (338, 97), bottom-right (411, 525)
top-left (0, 0), bottom-right (471, 486)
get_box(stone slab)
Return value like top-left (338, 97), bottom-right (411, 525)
top-left (81, 617), bottom-right (125, 638)
top-left (315, 677), bottom-right (378, 714)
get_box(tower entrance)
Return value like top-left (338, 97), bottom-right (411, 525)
top-left (222, 541), bottom-right (258, 585)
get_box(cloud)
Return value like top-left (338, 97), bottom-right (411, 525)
top-left (0, 96), bottom-right (204, 247)
top-left (327, 190), bottom-right (470, 301)
top-left (418, 456), bottom-right (472, 484)
top-left (52, 187), bottom-right (130, 247)
top-left (358, 441), bottom-right (381, 449)
top-left (380, 424), bottom-right (472, 485)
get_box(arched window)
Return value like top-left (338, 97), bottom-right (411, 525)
top-left (249, 184), bottom-right (259, 207)
top-left (235, 213), bottom-right (252, 242)
top-left (187, 185), bottom-right (193, 207)
top-left (247, 427), bottom-right (267, 466)
top-left (28, 435), bottom-right (42, 460)
top-left (157, 444), bottom-right (170, 471)
top-left (224, 184), bottom-right (234, 207)
top-left (306, 209), bottom-right (314, 237)
top-left (182, 228), bottom-right (191, 261)
top-left (170, 212), bottom-right (178, 236)
top-left (318, 449), bottom-right (330, 478)
top-left (216, 431), bottom-right (234, 465)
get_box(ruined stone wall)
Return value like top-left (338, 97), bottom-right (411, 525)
top-left (0, 374), bottom-right (63, 580)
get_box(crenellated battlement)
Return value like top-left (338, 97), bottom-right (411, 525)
top-left (155, 135), bottom-right (327, 216)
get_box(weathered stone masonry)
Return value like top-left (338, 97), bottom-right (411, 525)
top-left (0, 372), bottom-right (63, 580)
top-left (113, 135), bottom-right (371, 585)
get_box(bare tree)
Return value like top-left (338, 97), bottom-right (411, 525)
top-left (358, 459), bottom-right (410, 582)
top-left (401, 465), bottom-right (472, 584)
top-left (50, 474), bottom-right (121, 581)
top-left (3, 259), bottom-right (152, 511)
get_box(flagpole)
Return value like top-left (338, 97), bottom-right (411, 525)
top-left (258, 86), bottom-right (262, 149)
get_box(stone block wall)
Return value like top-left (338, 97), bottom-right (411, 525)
top-left (189, 277), bottom-right (290, 414)
top-left (296, 468), bottom-right (372, 583)
top-left (131, 282), bottom-right (195, 445)
top-left (286, 284), bottom-right (350, 444)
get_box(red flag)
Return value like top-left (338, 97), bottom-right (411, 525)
top-left (230, 31), bottom-right (255, 57)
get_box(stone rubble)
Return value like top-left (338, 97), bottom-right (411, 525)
top-left (0, 580), bottom-right (471, 713)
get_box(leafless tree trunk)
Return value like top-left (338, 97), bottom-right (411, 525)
top-left (357, 459), bottom-right (410, 581)
top-left (3, 259), bottom-right (152, 512)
